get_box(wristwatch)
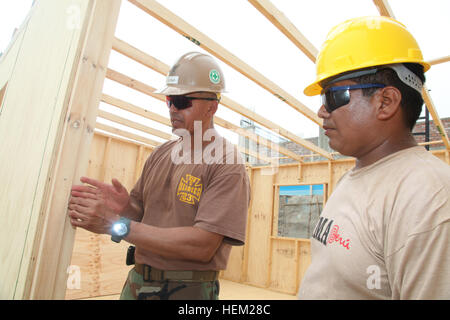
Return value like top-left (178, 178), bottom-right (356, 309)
top-left (111, 217), bottom-right (131, 243)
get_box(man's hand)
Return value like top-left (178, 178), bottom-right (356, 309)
top-left (68, 177), bottom-right (130, 234)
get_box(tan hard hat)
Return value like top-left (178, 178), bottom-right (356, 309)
top-left (155, 52), bottom-right (226, 96)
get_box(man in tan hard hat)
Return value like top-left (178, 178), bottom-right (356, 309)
top-left (298, 16), bottom-right (450, 299)
top-left (68, 52), bottom-right (250, 300)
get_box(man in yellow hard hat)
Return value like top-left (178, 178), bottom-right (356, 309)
top-left (298, 16), bottom-right (450, 299)
top-left (68, 52), bottom-right (251, 300)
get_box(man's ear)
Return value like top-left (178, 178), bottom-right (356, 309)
top-left (207, 101), bottom-right (218, 117)
top-left (375, 86), bottom-right (402, 121)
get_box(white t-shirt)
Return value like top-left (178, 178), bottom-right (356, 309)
top-left (298, 146), bottom-right (450, 299)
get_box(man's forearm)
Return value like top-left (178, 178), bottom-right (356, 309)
top-left (124, 222), bottom-right (223, 263)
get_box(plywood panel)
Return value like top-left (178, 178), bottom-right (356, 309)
top-left (86, 135), bottom-right (108, 180)
top-left (67, 134), bottom-right (146, 299)
top-left (98, 235), bottom-right (133, 296)
top-left (221, 245), bottom-right (244, 283)
top-left (103, 139), bottom-right (139, 190)
top-left (65, 229), bottom-right (101, 300)
top-left (297, 240), bottom-right (311, 293)
top-left (270, 239), bottom-right (297, 294)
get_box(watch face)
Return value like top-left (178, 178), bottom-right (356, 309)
top-left (112, 222), bottom-right (128, 236)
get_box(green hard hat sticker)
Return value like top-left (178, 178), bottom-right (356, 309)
top-left (209, 69), bottom-right (220, 84)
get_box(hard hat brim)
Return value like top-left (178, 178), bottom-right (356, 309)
top-left (303, 61), bottom-right (431, 97)
top-left (154, 85), bottom-right (225, 96)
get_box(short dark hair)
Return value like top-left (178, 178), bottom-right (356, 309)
top-left (351, 63), bottom-right (426, 130)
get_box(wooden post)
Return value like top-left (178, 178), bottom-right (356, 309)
top-left (241, 166), bottom-right (253, 282)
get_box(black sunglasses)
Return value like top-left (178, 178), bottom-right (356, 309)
top-left (321, 83), bottom-right (386, 113)
top-left (166, 95), bottom-right (219, 110)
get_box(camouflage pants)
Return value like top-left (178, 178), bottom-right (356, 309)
top-left (120, 268), bottom-right (220, 300)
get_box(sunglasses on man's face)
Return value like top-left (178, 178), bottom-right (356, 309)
top-left (321, 83), bottom-right (386, 113)
top-left (166, 95), bottom-right (219, 110)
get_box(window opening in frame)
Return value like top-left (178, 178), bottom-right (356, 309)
top-left (277, 184), bottom-right (325, 239)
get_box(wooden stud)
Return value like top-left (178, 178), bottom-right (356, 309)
top-left (134, 145), bottom-right (144, 182)
top-left (294, 240), bottom-right (300, 295)
top-left (106, 68), bottom-right (160, 99)
top-left (102, 93), bottom-right (171, 126)
top-left (373, 0), bottom-right (396, 18)
top-left (94, 129), bottom-right (155, 150)
top-left (96, 122), bottom-right (162, 147)
top-left (241, 167), bottom-right (253, 282)
top-left (99, 137), bottom-right (112, 181)
top-left (297, 163), bottom-right (302, 182)
top-left (428, 55), bottom-right (450, 66)
top-left (97, 109), bottom-right (173, 140)
top-left (112, 37), bottom-right (170, 74)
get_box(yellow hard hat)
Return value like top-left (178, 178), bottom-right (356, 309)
top-left (155, 52), bottom-right (226, 96)
top-left (304, 16), bottom-right (430, 96)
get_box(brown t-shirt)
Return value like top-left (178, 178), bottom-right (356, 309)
top-left (298, 146), bottom-right (450, 299)
top-left (130, 132), bottom-right (250, 271)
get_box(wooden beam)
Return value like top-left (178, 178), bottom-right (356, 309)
top-left (127, 0), bottom-right (322, 126)
top-left (102, 93), bottom-right (171, 126)
top-left (373, 0), bottom-right (395, 18)
top-left (418, 140), bottom-right (445, 146)
top-left (428, 55), bottom-right (450, 66)
top-left (248, 0), bottom-right (318, 62)
top-left (422, 85), bottom-right (450, 150)
top-left (106, 68), bottom-right (160, 99)
top-left (112, 37), bottom-right (170, 74)
top-left (97, 109), bottom-right (173, 141)
top-left (109, 41), bottom-right (333, 159)
top-left (95, 122), bottom-right (163, 147)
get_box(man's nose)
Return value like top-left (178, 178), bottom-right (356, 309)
top-left (317, 104), bottom-right (330, 119)
top-left (168, 102), bottom-right (178, 113)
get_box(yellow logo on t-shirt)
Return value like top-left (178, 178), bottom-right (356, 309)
top-left (177, 174), bottom-right (203, 205)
